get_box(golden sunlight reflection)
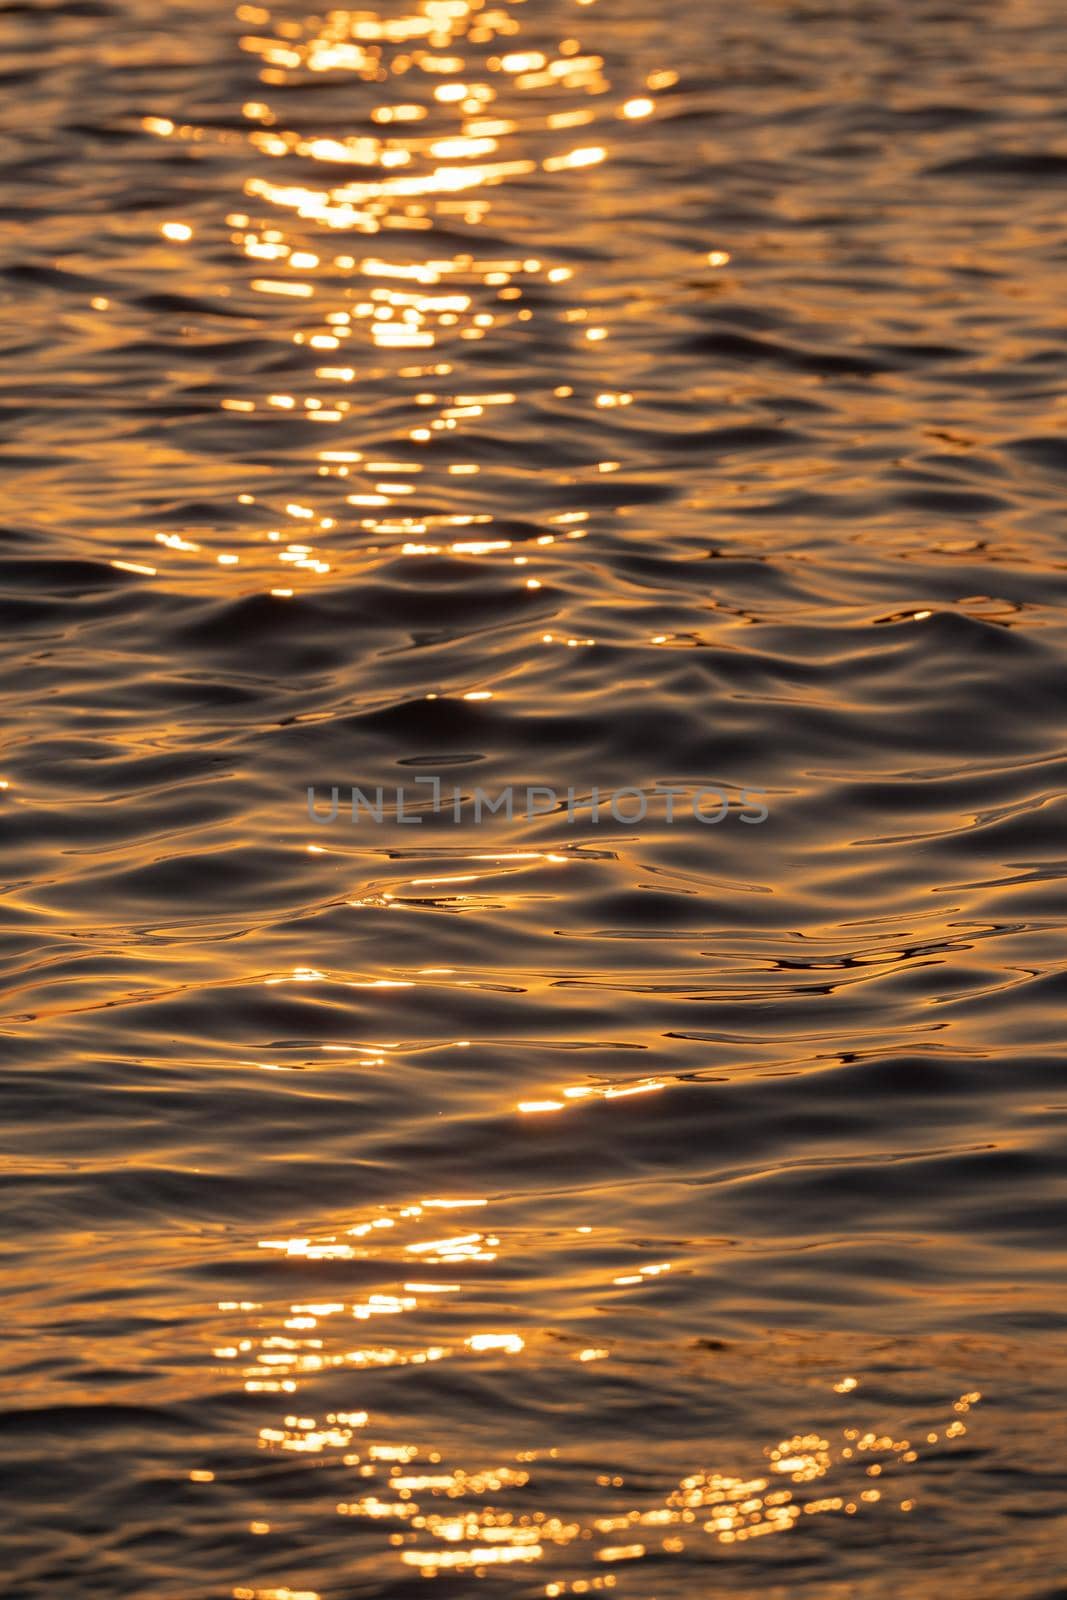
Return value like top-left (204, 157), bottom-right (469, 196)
top-left (211, 1193), bottom-right (988, 1589)
top-left (125, 0), bottom-right (676, 602)
top-left (519, 1077), bottom-right (667, 1114)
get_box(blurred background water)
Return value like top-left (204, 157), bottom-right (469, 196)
top-left (1, 0), bottom-right (1066, 1595)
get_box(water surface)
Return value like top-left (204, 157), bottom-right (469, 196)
top-left (2, 0), bottom-right (1067, 1595)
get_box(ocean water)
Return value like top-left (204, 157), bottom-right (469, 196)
top-left (1, 0), bottom-right (1066, 1595)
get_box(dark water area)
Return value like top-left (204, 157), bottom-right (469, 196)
top-left (2, 0), bottom-right (1067, 1594)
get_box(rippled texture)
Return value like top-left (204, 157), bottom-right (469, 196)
top-left (2, 0), bottom-right (1067, 1595)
